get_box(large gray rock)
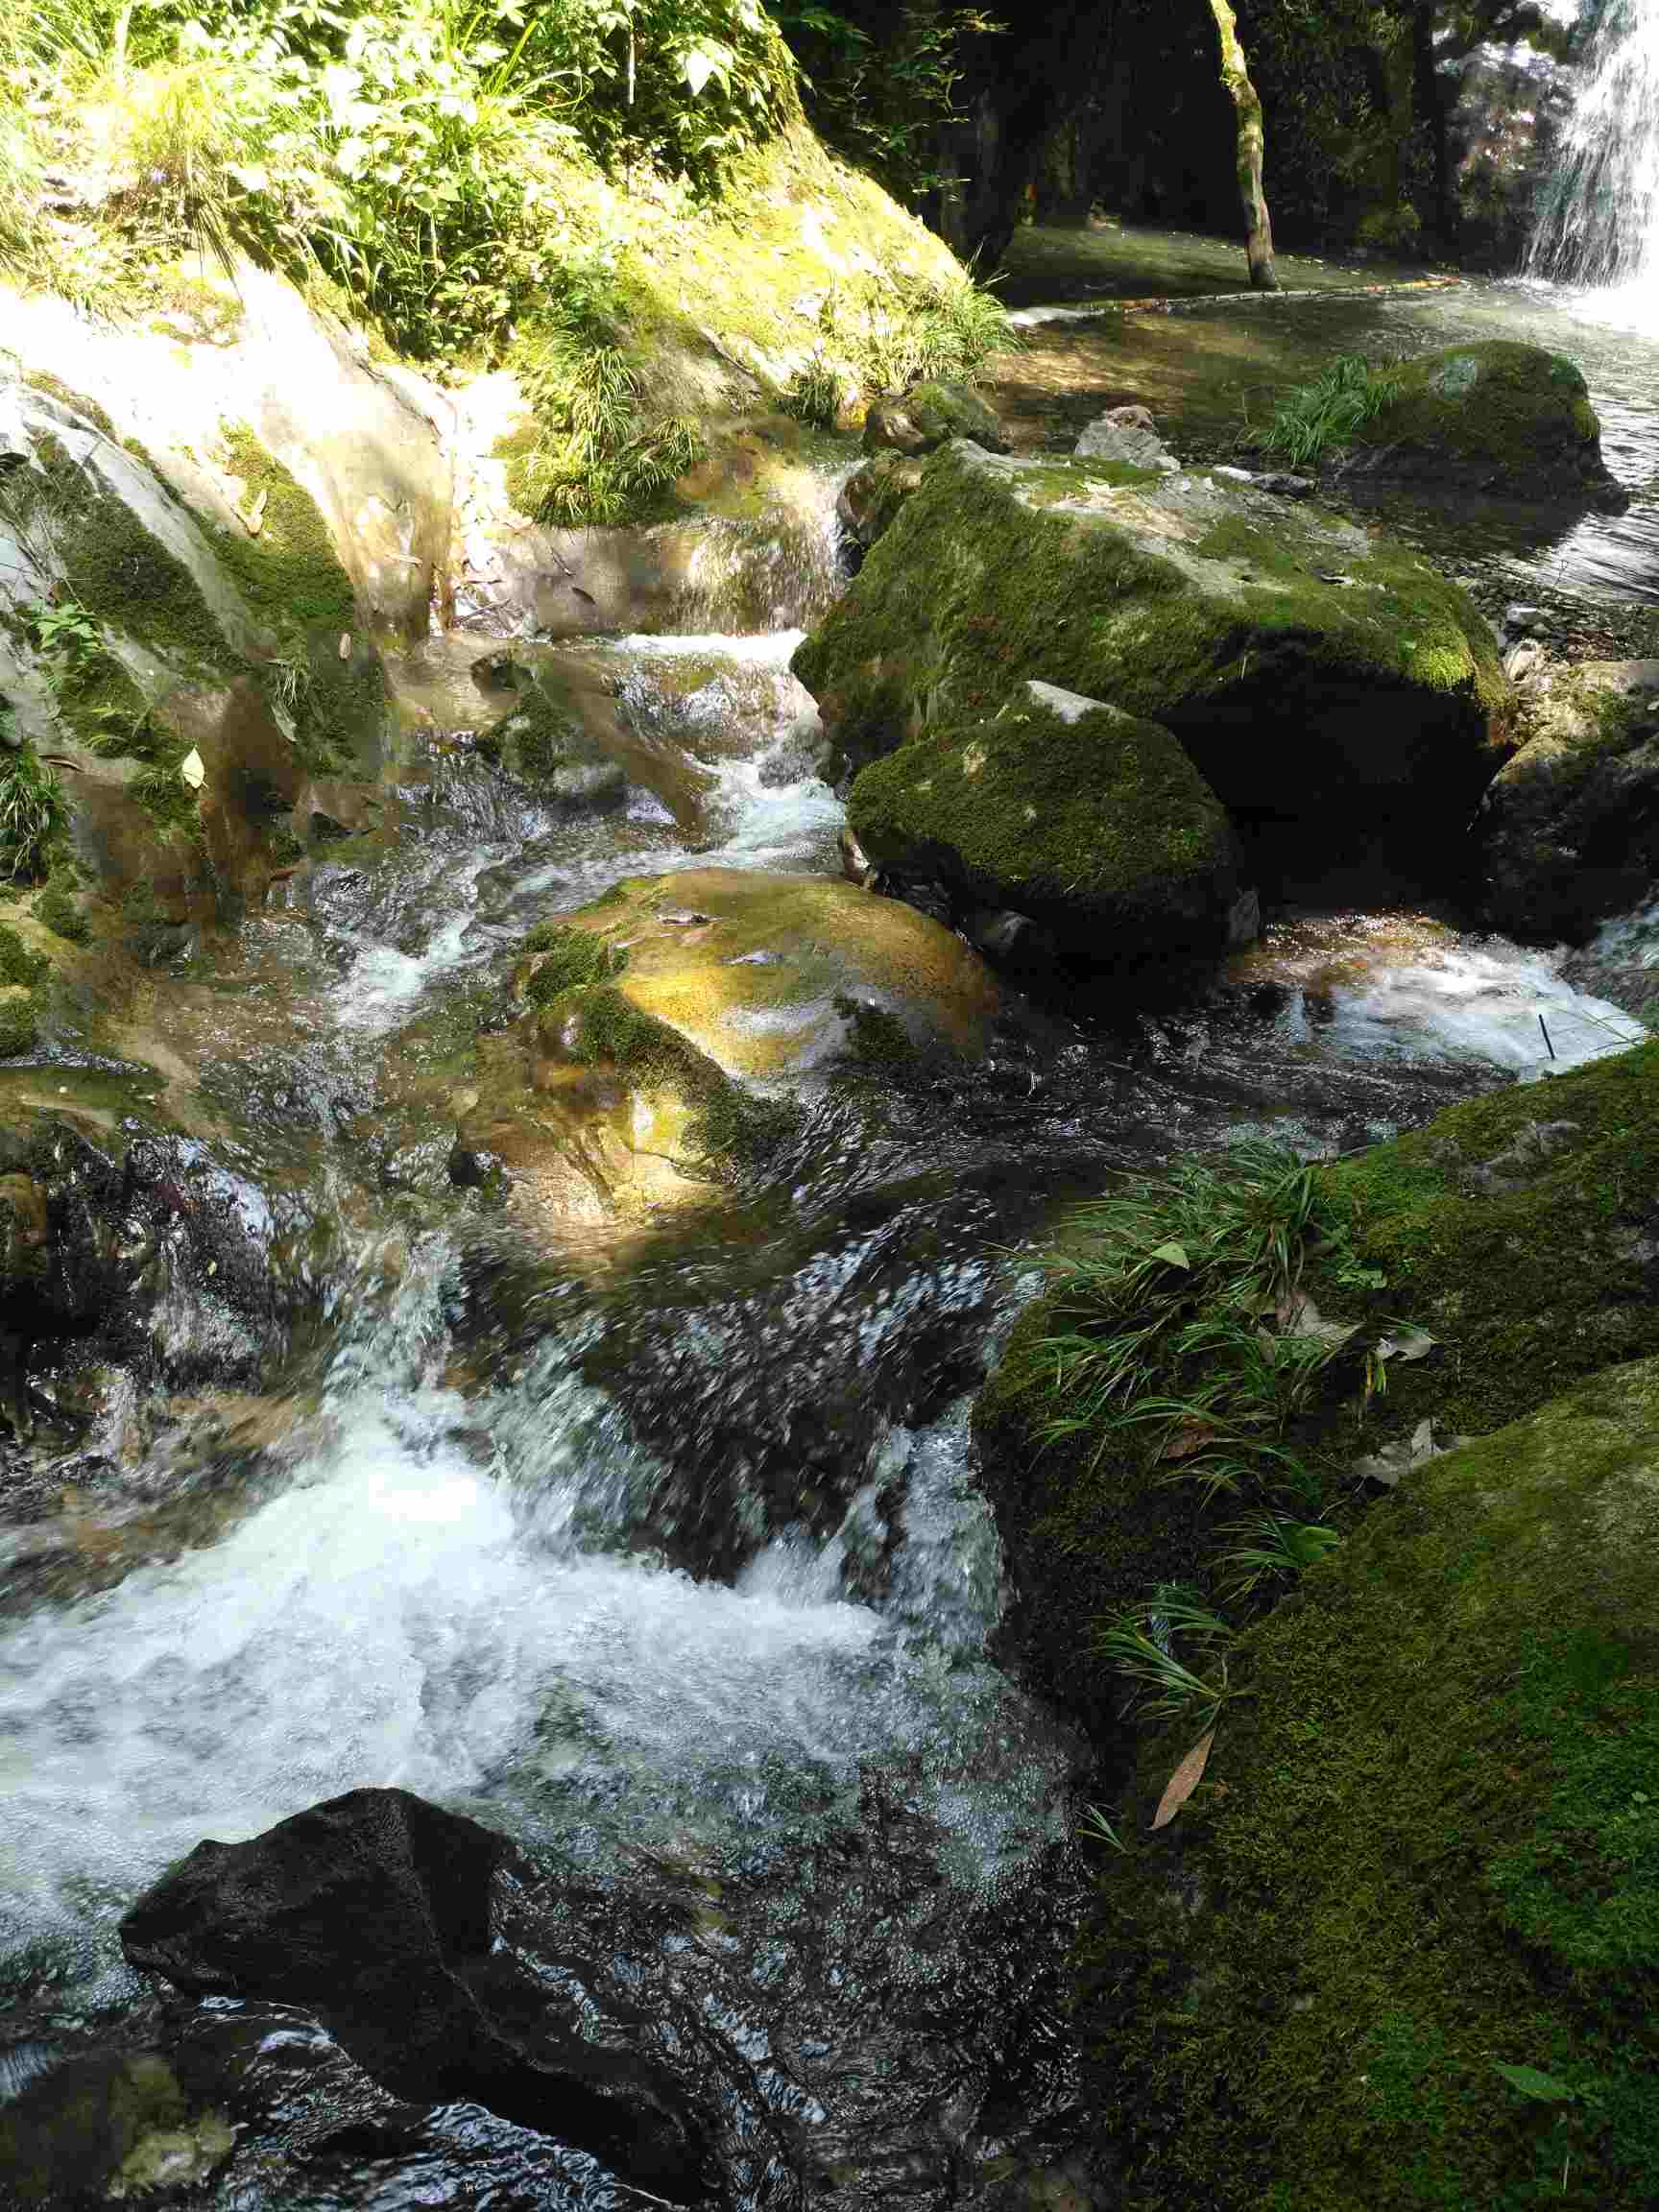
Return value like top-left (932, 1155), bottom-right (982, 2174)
top-left (1073, 403), bottom-right (1175, 470)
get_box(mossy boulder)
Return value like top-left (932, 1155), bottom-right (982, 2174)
top-left (1074, 1351), bottom-right (1659, 2210)
top-left (862, 380), bottom-right (1008, 457)
top-left (837, 449), bottom-right (927, 550)
top-left (1479, 661), bottom-right (1659, 942)
top-left (0, 2048), bottom-right (232, 2205)
top-left (849, 679), bottom-right (1245, 969)
top-left (1334, 340), bottom-right (1625, 510)
top-left (793, 441), bottom-right (1511, 880)
top-left (974, 1038), bottom-right (1659, 1724)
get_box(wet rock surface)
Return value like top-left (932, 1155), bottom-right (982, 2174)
top-left (120, 1789), bottom-right (721, 2201)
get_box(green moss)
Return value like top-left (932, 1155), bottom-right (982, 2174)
top-left (519, 923), bottom-right (629, 1005)
top-left (129, 757), bottom-right (204, 841)
top-left (1075, 1354), bottom-right (1659, 2210)
top-left (1302, 1040), bottom-right (1659, 1437)
top-left (23, 371), bottom-right (119, 444)
top-left (792, 445), bottom-right (1508, 830)
top-left (830, 991), bottom-right (915, 1068)
top-left (539, 980), bottom-right (786, 1168)
top-left (848, 691), bottom-right (1236, 944)
top-left (206, 426), bottom-right (358, 638)
top-left (29, 436), bottom-right (237, 675)
top-left (35, 875), bottom-right (90, 944)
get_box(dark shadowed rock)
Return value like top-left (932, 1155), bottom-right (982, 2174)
top-left (118, 1788), bottom-right (717, 2201)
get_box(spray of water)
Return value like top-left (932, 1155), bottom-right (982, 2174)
top-left (1529, 0), bottom-right (1659, 304)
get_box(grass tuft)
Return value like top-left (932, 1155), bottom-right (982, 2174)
top-left (1257, 351), bottom-right (1402, 469)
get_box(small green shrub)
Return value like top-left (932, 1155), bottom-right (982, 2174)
top-left (36, 872), bottom-right (90, 943)
top-left (1093, 1588), bottom-right (1240, 1729)
top-left (781, 352), bottom-right (845, 427)
top-left (1258, 352), bottom-right (1402, 469)
top-left (0, 744), bottom-right (68, 881)
top-left (0, 923), bottom-right (46, 989)
top-left (0, 991), bottom-right (38, 1058)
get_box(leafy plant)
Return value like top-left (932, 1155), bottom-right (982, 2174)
top-left (1219, 1513), bottom-right (1342, 1599)
top-left (0, 742), bottom-right (69, 881)
top-left (1094, 1589), bottom-right (1240, 1730)
top-left (1258, 352), bottom-right (1401, 470)
top-left (1020, 1143), bottom-right (1361, 1509)
top-left (781, 350), bottom-right (844, 426)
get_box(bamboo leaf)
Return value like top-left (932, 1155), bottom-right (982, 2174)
top-left (1150, 1729), bottom-right (1216, 1830)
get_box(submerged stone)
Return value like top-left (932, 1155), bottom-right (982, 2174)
top-left (848, 678), bottom-right (1242, 971)
top-left (1331, 339), bottom-right (1626, 510)
top-left (793, 440), bottom-right (1511, 884)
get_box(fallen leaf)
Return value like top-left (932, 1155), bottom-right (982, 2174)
top-left (1491, 2062), bottom-right (1575, 2104)
top-left (1149, 1240), bottom-right (1190, 1270)
top-left (1161, 1423), bottom-right (1216, 1464)
top-left (1376, 1325), bottom-right (1436, 1363)
top-left (1277, 1291), bottom-right (1358, 1350)
top-left (1150, 1728), bottom-right (1215, 1830)
top-left (179, 748), bottom-right (205, 790)
top-left (338, 632), bottom-right (352, 660)
top-left (238, 486), bottom-right (268, 537)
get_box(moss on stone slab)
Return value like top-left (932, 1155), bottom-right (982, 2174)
top-left (206, 426), bottom-right (359, 639)
top-left (1074, 1351), bottom-right (1659, 2210)
top-left (792, 443), bottom-right (1509, 861)
top-left (848, 687), bottom-right (1238, 952)
top-left (517, 923), bottom-right (630, 1006)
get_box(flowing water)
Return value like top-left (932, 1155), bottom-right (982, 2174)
top-left (1528, 0), bottom-right (1659, 298)
top-left (3, 258), bottom-right (1658, 2210)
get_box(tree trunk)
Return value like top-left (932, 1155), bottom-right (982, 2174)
top-left (1207, 0), bottom-right (1279, 290)
top-left (1411, 1), bottom-right (1459, 251)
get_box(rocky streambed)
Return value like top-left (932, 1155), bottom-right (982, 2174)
top-left (1, 256), bottom-right (1657, 2212)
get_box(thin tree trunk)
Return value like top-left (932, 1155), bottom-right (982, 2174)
top-left (1207, 0), bottom-right (1279, 291)
top-left (1411, 2), bottom-right (1458, 251)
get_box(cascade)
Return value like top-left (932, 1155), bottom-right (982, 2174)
top-left (1528, 0), bottom-right (1659, 292)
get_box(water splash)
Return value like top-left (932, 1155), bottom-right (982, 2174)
top-left (1529, 0), bottom-right (1659, 304)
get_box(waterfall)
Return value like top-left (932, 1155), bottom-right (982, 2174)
top-left (1528, 0), bottom-right (1659, 290)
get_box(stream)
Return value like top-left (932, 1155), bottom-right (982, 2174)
top-left (2, 265), bottom-right (1658, 2210)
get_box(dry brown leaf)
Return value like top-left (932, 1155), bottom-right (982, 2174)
top-left (1161, 1423), bottom-right (1216, 1464)
top-left (1150, 1728), bottom-right (1216, 1830)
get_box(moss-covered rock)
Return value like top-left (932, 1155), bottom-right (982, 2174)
top-left (457, 868), bottom-right (999, 1235)
top-left (1073, 1351), bottom-right (1659, 2210)
top-left (793, 441), bottom-right (1511, 879)
top-left (1479, 661), bottom-right (1659, 942)
top-left (849, 679), bottom-right (1243, 968)
top-left (862, 379), bottom-right (1009, 457)
top-left (837, 449), bottom-right (927, 550)
top-left (1334, 340), bottom-right (1626, 510)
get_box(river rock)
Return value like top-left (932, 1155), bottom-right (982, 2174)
top-left (1479, 659), bottom-right (1659, 940)
top-left (837, 449), bottom-right (926, 550)
top-left (1328, 340), bottom-right (1626, 510)
top-left (1074, 1350), bottom-right (1659, 2208)
top-left (118, 1788), bottom-right (716, 2200)
top-left (452, 869), bottom-right (1000, 1231)
top-left (862, 379), bottom-right (1009, 458)
top-left (1073, 403), bottom-right (1174, 469)
top-left (848, 678), bottom-right (1243, 972)
top-left (0, 2048), bottom-right (233, 2206)
top-left (794, 439), bottom-right (1511, 884)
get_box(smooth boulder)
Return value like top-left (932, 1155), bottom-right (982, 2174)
top-left (848, 679), bottom-right (1246, 970)
top-left (119, 1788), bottom-right (715, 2200)
top-left (793, 441), bottom-right (1510, 881)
